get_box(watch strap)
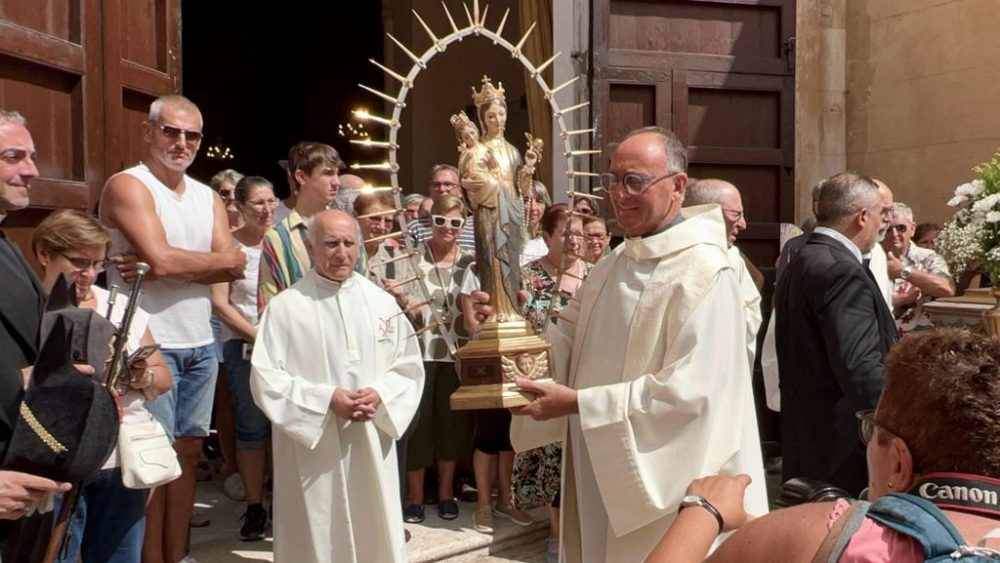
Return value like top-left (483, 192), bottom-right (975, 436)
top-left (681, 495), bottom-right (725, 534)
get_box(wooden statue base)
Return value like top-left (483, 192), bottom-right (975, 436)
top-left (451, 318), bottom-right (552, 411)
top-left (449, 379), bottom-right (555, 410)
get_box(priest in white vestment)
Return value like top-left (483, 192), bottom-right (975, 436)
top-left (475, 129), bottom-right (769, 562)
top-left (683, 178), bottom-right (763, 367)
top-left (250, 210), bottom-right (424, 563)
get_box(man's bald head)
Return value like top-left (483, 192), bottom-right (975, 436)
top-left (308, 209), bottom-right (360, 281)
top-left (335, 173), bottom-right (366, 213)
top-left (339, 174), bottom-right (366, 192)
top-left (684, 178), bottom-right (746, 247)
top-left (873, 178), bottom-right (895, 240)
top-left (684, 178), bottom-right (738, 206)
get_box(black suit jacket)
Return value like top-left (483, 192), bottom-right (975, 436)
top-left (774, 232), bottom-right (897, 495)
top-left (0, 232), bottom-right (44, 459)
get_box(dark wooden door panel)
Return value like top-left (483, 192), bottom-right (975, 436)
top-left (0, 6), bottom-right (96, 214)
top-left (593, 0), bottom-right (795, 451)
top-left (103, 0), bottom-right (181, 175)
top-left (0, 0), bottom-right (179, 268)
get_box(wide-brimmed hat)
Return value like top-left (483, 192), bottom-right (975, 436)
top-left (1, 278), bottom-right (119, 482)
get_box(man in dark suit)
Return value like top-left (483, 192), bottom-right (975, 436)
top-left (0, 110), bottom-right (71, 524)
top-left (775, 172), bottom-right (897, 495)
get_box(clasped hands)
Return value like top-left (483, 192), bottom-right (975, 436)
top-left (468, 291), bottom-right (578, 421)
top-left (331, 387), bottom-right (382, 422)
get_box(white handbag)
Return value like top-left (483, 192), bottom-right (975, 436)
top-left (117, 413), bottom-right (181, 489)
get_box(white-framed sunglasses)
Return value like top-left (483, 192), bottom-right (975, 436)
top-left (432, 215), bottom-right (465, 229)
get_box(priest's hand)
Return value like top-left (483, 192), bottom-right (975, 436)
top-left (331, 388), bottom-right (359, 420)
top-left (685, 474), bottom-right (754, 532)
top-left (0, 471), bottom-right (71, 520)
top-left (510, 377), bottom-right (578, 421)
top-left (350, 388), bottom-right (382, 421)
top-left (469, 291), bottom-right (492, 324)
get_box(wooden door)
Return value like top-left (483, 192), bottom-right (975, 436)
top-left (101, 0), bottom-right (182, 176)
top-left (0, 0), bottom-right (180, 263)
top-left (592, 0), bottom-right (795, 452)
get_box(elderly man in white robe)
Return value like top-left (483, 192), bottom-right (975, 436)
top-left (250, 209), bottom-right (424, 563)
top-left (471, 127), bottom-right (768, 562)
top-left (683, 178), bottom-right (763, 367)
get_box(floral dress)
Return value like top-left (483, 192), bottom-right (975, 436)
top-left (511, 259), bottom-right (594, 509)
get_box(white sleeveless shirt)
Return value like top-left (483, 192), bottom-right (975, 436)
top-left (105, 163), bottom-right (216, 348)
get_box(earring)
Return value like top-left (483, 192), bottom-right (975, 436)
top-left (887, 481), bottom-right (894, 489)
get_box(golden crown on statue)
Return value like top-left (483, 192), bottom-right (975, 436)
top-left (471, 75), bottom-right (506, 109)
top-left (449, 110), bottom-right (476, 132)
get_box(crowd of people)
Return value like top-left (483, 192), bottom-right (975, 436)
top-left (1, 88), bottom-right (998, 563)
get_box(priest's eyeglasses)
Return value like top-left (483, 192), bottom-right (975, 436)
top-left (60, 253), bottom-right (110, 273)
top-left (432, 215), bottom-right (465, 229)
top-left (599, 171), bottom-right (680, 196)
top-left (856, 409), bottom-right (899, 445)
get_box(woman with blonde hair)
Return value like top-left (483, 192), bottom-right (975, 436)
top-left (32, 209), bottom-right (171, 563)
top-left (397, 194), bottom-right (475, 524)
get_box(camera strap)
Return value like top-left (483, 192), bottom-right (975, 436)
top-left (908, 472), bottom-right (1000, 518)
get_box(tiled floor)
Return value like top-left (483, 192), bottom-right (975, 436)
top-left (189, 478), bottom-right (549, 563)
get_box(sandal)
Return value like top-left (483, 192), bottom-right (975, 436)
top-left (437, 498), bottom-right (459, 520)
top-left (403, 503), bottom-right (425, 523)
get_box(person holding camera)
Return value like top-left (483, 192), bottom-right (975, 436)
top-left (646, 327), bottom-right (1000, 562)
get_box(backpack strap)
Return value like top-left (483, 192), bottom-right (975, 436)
top-left (866, 493), bottom-right (972, 560)
top-left (811, 500), bottom-right (872, 563)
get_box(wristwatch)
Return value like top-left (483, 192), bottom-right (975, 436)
top-left (679, 494), bottom-right (725, 534)
top-left (900, 265), bottom-right (913, 280)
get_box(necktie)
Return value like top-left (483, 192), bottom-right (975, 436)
top-left (861, 257), bottom-right (878, 285)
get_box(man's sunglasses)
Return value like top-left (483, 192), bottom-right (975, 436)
top-left (153, 123), bottom-right (203, 143)
top-left (432, 215), bottom-right (465, 229)
top-left (887, 223), bottom-right (908, 234)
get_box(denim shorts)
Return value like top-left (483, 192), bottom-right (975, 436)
top-left (147, 344), bottom-right (218, 441)
top-left (54, 468), bottom-right (146, 563)
top-left (222, 339), bottom-right (270, 450)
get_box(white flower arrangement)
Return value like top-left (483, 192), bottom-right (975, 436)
top-left (937, 152), bottom-right (1000, 280)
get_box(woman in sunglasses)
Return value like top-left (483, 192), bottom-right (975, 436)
top-left (400, 194), bottom-right (475, 525)
top-left (645, 326), bottom-right (1000, 562)
top-left (32, 209), bottom-right (172, 563)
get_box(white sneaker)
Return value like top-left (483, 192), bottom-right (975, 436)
top-left (223, 472), bottom-right (246, 502)
top-left (178, 556), bottom-right (200, 563)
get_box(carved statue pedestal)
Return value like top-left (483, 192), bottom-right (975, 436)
top-left (451, 319), bottom-right (552, 410)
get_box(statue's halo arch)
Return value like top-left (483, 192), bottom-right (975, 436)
top-left (350, 1), bottom-right (601, 207)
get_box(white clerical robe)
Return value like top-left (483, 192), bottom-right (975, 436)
top-left (730, 244), bottom-right (763, 368)
top-left (511, 205), bottom-right (769, 563)
top-left (250, 270), bottom-right (424, 563)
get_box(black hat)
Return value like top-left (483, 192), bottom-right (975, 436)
top-left (0, 279), bottom-right (120, 483)
top-left (39, 276), bottom-right (117, 381)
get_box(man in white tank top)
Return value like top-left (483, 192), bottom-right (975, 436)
top-left (99, 94), bottom-right (246, 563)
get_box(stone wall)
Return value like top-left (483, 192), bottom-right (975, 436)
top-left (798, 0), bottom-right (1000, 224)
